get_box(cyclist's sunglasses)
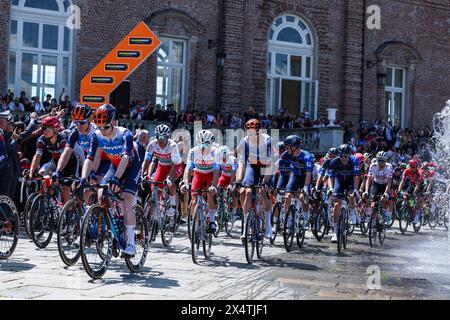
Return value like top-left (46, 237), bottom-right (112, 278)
top-left (341, 154), bottom-right (351, 158)
top-left (99, 125), bottom-right (112, 131)
top-left (75, 120), bottom-right (88, 126)
top-left (157, 135), bottom-right (168, 140)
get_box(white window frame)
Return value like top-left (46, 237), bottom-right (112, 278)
top-left (9, 0), bottom-right (74, 100)
top-left (156, 37), bottom-right (187, 112)
top-left (267, 15), bottom-right (318, 119)
top-left (385, 65), bottom-right (407, 128)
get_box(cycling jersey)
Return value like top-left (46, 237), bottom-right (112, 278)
top-left (312, 163), bottom-right (321, 182)
top-left (319, 158), bottom-right (332, 177)
top-left (329, 156), bottom-right (360, 198)
top-left (87, 126), bottom-right (139, 168)
top-left (219, 156), bottom-right (238, 177)
top-left (237, 134), bottom-right (272, 167)
top-left (144, 139), bottom-right (182, 166)
top-left (67, 123), bottom-right (97, 155)
top-left (36, 133), bottom-right (68, 161)
top-left (368, 162), bottom-right (393, 185)
top-left (280, 150), bottom-right (313, 177)
top-left (402, 168), bottom-right (424, 185)
top-left (187, 146), bottom-right (221, 174)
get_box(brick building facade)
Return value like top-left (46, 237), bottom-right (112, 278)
top-left (1, 0), bottom-right (450, 128)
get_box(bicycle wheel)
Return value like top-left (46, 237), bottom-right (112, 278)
top-left (413, 211), bottom-right (422, 233)
top-left (125, 205), bottom-right (149, 272)
top-left (270, 202), bottom-right (281, 244)
top-left (359, 206), bottom-right (370, 236)
top-left (313, 204), bottom-right (327, 242)
top-left (80, 204), bottom-right (112, 279)
top-left (144, 198), bottom-right (158, 244)
top-left (188, 204), bottom-right (193, 242)
top-left (398, 204), bottom-right (409, 234)
top-left (203, 233), bottom-right (212, 259)
top-left (224, 206), bottom-right (235, 238)
top-left (387, 203), bottom-right (396, 228)
top-left (428, 207), bottom-right (438, 229)
top-left (368, 210), bottom-right (377, 248)
top-left (283, 206), bottom-right (295, 252)
top-left (23, 192), bottom-right (39, 239)
top-left (257, 213), bottom-right (264, 260)
top-left (244, 211), bottom-right (256, 264)
top-left (191, 206), bottom-right (201, 264)
top-left (296, 211), bottom-right (306, 249)
top-left (342, 209), bottom-right (348, 250)
top-left (57, 199), bottom-right (83, 266)
top-left (29, 194), bottom-right (54, 249)
top-left (161, 210), bottom-right (176, 247)
top-left (337, 209), bottom-right (346, 253)
top-left (0, 196), bottom-right (20, 260)
top-left (213, 208), bottom-right (222, 239)
top-left (378, 213), bottom-right (386, 245)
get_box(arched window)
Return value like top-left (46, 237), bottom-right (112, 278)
top-left (8, 0), bottom-right (74, 102)
top-left (266, 15), bottom-right (317, 119)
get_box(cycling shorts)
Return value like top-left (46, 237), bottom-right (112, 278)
top-left (101, 160), bottom-right (140, 195)
top-left (286, 174), bottom-right (306, 193)
top-left (218, 175), bottom-right (231, 188)
top-left (192, 171), bottom-right (213, 194)
top-left (242, 164), bottom-right (274, 188)
top-left (333, 178), bottom-right (355, 199)
top-left (370, 182), bottom-right (387, 201)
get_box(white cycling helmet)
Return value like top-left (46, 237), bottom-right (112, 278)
top-left (196, 130), bottom-right (214, 146)
top-left (155, 124), bottom-right (171, 137)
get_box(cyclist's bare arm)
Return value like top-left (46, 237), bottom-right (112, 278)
top-left (365, 175), bottom-right (372, 194)
top-left (141, 158), bottom-right (151, 177)
top-left (114, 155), bottom-right (130, 180)
top-left (56, 146), bottom-right (73, 173)
top-left (82, 148), bottom-right (101, 179)
top-left (29, 154), bottom-right (42, 177)
top-left (236, 162), bottom-right (245, 183)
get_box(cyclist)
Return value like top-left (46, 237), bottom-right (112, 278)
top-left (217, 145), bottom-right (239, 219)
top-left (235, 119), bottom-right (273, 239)
top-left (81, 104), bottom-right (141, 257)
top-left (28, 116), bottom-right (75, 204)
top-left (141, 124), bottom-right (182, 218)
top-left (397, 159), bottom-right (424, 225)
top-left (281, 135), bottom-right (313, 228)
top-left (327, 144), bottom-right (360, 242)
top-left (315, 147), bottom-right (339, 192)
top-left (364, 151), bottom-right (393, 224)
top-left (180, 130), bottom-right (220, 232)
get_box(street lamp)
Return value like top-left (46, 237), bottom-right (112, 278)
top-left (376, 72), bottom-right (387, 87)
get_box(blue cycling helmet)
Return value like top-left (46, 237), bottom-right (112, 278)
top-left (276, 141), bottom-right (285, 150)
top-left (338, 144), bottom-right (353, 156)
top-left (284, 135), bottom-right (302, 148)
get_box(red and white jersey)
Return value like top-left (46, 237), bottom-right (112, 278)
top-left (220, 156), bottom-right (238, 177)
top-left (145, 139), bottom-right (182, 166)
top-left (368, 162), bottom-right (393, 185)
top-left (187, 146), bottom-right (221, 174)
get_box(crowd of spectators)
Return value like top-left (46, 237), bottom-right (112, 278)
top-left (1, 89), bottom-right (433, 159)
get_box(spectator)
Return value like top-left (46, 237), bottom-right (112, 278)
top-left (32, 96), bottom-right (45, 113)
top-left (0, 96), bottom-right (7, 111)
top-left (43, 94), bottom-right (52, 113)
top-left (10, 97), bottom-right (25, 112)
top-left (166, 104), bottom-right (177, 125)
top-left (130, 100), bottom-right (146, 120)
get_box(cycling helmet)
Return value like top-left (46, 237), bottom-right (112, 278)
top-left (155, 124), bottom-right (171, 137)
top-left (376, 151), bottom-right (388, 161)
top-left (276, 141), bottom-right (285, 150)
top-left (245, 118), bottom-right (260, 131)
top-left (93, 104), bottom-right (116, 127)
top-left (409, 159), bottom-right (418, 168)
top-left (355, 153), bottom-right (365, 164)
top-left (338, 144), bottom-right (353, 156)
top-left (196, 130), bottom-right (214, 145)
top-left (363, 153), bottom-right (371, 161)
top-left (71, 104), bottom-right (92, 121)
top-left (328, 147), bottom-right (339, 157)
top-left (284, 135), bottom-right (302, 148)
top-left (42, 116), bottom-right (60, 130)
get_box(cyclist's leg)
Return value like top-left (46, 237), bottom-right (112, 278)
top-left (241, 164), bottom-right (259, 236)
top-left (121, 162), bottom-right (140, 255)
top-left (332, 179), bottom-right (344, 234)
top-left (261, 173), bottom-right (274, 238)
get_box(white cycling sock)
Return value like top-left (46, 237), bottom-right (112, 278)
top-left (170, 195), bottom-right (176, 207)
top-left (126, 225), bottom-right (135, 246)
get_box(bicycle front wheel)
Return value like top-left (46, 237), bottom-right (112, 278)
top-left (283, 206), bottom-right (295, 252)
top-left (244, 212), bottom-right (256, 264)
top-left (368, 211), bottom-right (377, 248)
top-left (270, 202), bottom-right (281, 244)
top-left (398, 204), bottom-right (409, 234)
top-left (57, 199), bottom-right (83, 266)
top-left (125, 205), bottom-right (149, 272)
top-left (29, 194), bottom-right (54, 249)
top-left (337, 209), bottom-right (346, 253)
top-left (0, 196), bottom-right (20, 260)
top-left (313, 204), bottom-right (327, 242)
top-left (23, 192), bottom-right (39, 239)
top-left (191, 206), bottom-right (201, 264)
top-left (80, 204), bottom-right (112, 280)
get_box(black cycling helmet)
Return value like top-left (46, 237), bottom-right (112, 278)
top-left (284, 135), bottom-right (302, 148)
top-left (276, 141), bottom-right (285, 151)
top-left (338, 144), bottom-right (353, 156)
top-left (328, 147), bottom-right (339, 156)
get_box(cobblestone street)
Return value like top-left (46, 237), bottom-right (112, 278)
top-left (1, 222), bottom-right (449, 300)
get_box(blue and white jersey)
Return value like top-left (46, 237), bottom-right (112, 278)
top-left (328, 156), bottom-right (360, 181)
top-left (280, 150), bottom-right (313, 177)
top-left (67, 123), bottom-right (97, 155)
top-left (237, 134), bottom-right (272, 167)
top-left (319, 158), bottom-right (332, 177)
top-left (87, 126), bottom-right (139, 168)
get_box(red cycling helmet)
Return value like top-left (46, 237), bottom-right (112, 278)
top-left (354, 153), bottom-right (365, 165)
top-left (42, 116), bottom-right (60, 130)
top-left (409, 159), bottom-right (418, 168)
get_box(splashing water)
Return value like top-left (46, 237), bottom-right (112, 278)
top-left (427, 99), bottom-right (450, 234)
